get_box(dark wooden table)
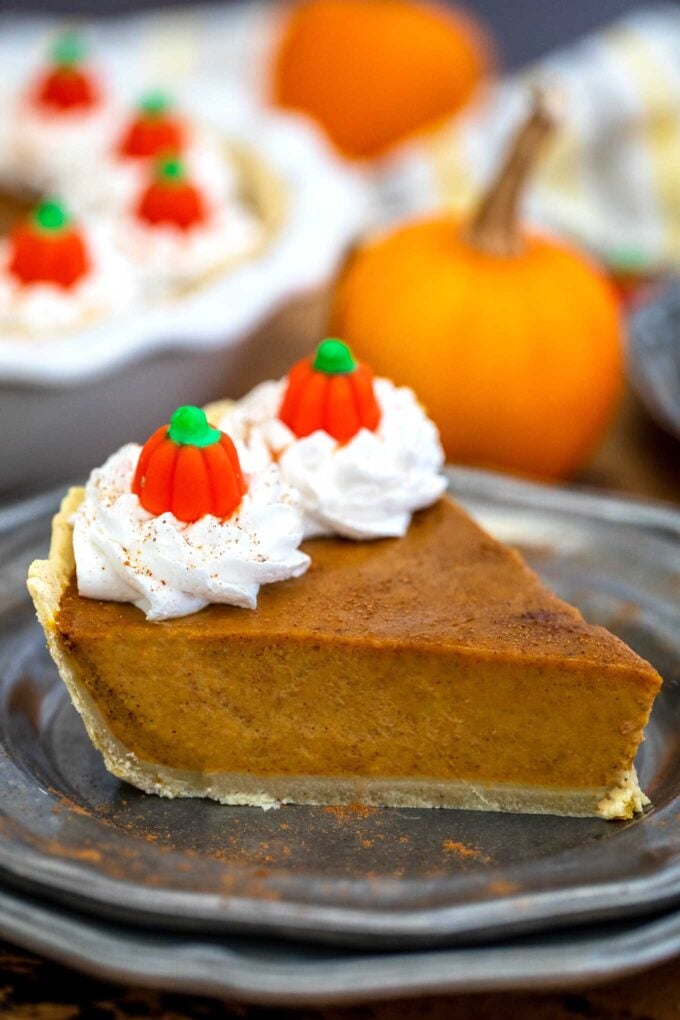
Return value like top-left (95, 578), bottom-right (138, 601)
top-left (1, 388), bottom-right (678, 1020)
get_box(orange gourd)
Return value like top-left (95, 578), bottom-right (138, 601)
top-left (279, 338), bottom-right (381, 442)
top-left (32, 33), bottom-right (100, 112)
top-left (271, 0), bottom-right (491, 160)
top-left (118, 92), bottom-right (185, 160)
top-left (136, 157), bottom-right (207, 231)
top-left (132, 406), bottom-right (247, 523)
top-left (9, 200), bottom-right (90, 290)
top-left (331, 92), bottom-right (623, 479)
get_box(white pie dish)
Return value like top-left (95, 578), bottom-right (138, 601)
top-left (0, 88), bottom-right (368, 494)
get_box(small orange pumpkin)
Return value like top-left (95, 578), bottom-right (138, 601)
top-left (271, 0), bottom-right (492, 160)
top-left (136, 157), bottom-right (207, 231)
top-left (331, 92), bottom-right (623, 479)
top-left (118, 92), bottom-right (185, 160)
top-left (132, 406), bottom-right (247, 523)
top-left (279, 338), bottom-right (381, 442)
top-left (9, 200), bottom-right (90, 290)
top-left (33, 33), bottom-right (100, 112)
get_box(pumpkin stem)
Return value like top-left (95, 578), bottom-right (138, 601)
top-left (313, 338), bottom-right (357, 375)
top-left (51, 31), bottom-right (86, 68)
top-left (34, 199), bottom-right (70, 233)
top-left (168, 406), bottom-right (221, 447)
top-left (139, 91), bottom-right (172, 117)
top-left (466, 88), bottom-right (556, 257)
top-left (156, 156), bottom-right (185, 183)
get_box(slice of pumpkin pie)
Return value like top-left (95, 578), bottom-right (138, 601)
top-left (28, 344), bottom-right (662, 819)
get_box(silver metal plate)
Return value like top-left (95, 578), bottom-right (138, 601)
top-left (629, 279), bottom-right (680, 439)
top-left (0, 884), bottom-right (679, 1005)
top-left (0, 472), bottom-right (678, 948)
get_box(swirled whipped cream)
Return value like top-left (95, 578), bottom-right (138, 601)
top-left (1, 96), bottom-right (122, 197)
top-left (72, 129), bottom-right (240, 216)
top-left (73, 443), bottom-right (310, 621)
top-left (117, 199), bottom-right (263, 294)
top-left (0, 222), bottom-right (138, 336)
top-left (219, 377), bottom-right (447, 540)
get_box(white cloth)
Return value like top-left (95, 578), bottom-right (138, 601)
top-left (383, 8), bottom-right (680, 271)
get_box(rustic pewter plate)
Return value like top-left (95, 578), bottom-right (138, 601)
top-left (1, 884), bottom-right (680, 1005)
top-left (0, 473), bottom-right (679, 949)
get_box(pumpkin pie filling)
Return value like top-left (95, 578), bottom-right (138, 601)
top-left (38, 490), bottom-right (660, 818)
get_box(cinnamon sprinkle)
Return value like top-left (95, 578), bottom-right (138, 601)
top-left (322, 803), bottom-right (377, 821)
top-left (442, 840), bottom-right (492, 863)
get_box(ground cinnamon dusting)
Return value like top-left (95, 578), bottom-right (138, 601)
top-left (442, 840), bottom-right (492, 863)
top-left (48, 789), bottom-right (92, 818)
top-left (487, 880), bottom-right (520, 896)
top-left (322, 803), bottom-right (377, 821)
top-left (46, 845), bottom-right (103, 864)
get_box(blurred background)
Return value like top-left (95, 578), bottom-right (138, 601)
top-left (0, 0), bottom-right (678, 500)
top-left (0, 0), bottom-right (645, 67)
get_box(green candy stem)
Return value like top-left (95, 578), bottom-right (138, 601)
top-left (168, 406), bottom-right (221, 447)
top-left (139, 91), bottom-right (172, 117)
top-left (156, 156), bottom-right (185, 183)
top-left (33, 199), bottom-right (70, 233)
top-left (51, 31), bottom-right (85, 68)
top-left (313, 338), bottom-right (357, 375)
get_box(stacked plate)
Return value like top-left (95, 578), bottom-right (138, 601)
top-left (629, 280), bottom-right (680, 442)
top-left (0, 469), bottom-right (679, 1006)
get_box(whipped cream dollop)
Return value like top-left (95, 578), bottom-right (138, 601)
top-left (71, 129), bottom-right (240, 216)
top-left (117, 200), bottom-right (263, 293)
top-left (0, 222), bottom-right (139, 335)
top-left (73, 443), bottom-right (310, 621)
top-left (219, 377), bottom-right (447, 540)
top-left (1, 96), bottom-right (122, 196)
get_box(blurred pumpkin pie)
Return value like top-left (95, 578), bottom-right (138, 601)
top-left (0, 34), bottom-right (281, 331)
top-left (28, 346), bottom-right (662, 819)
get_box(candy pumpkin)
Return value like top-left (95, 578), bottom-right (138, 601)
top-left (33, 32), bottom-right (100, 112)
top-left (279, 338), bottom-right (381, 442)
top-left (118, 92), bottom-right (185, 160)
top-left (271, 0), bottom-right (492, 160)
top-left (133, 406), bottom-right (247, 523)
top-left (136, 157), bottom-right (207, 231)
top-left (331, 92), bottom-right (623, 479)
top-left (9, 200), bottom-right (90, 289)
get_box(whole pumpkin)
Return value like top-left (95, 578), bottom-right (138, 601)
top-left (271, 0), bottom-right (491, 160)
top-left (331, 93), bottom-right (623, 479)
top-left (9, 200), bottom-right (90, 290)
top-left (136, 158), bottom-right (207, 232)
top-left (33, 32), bottom-right (100, 112)
top-left (118, 92), bottom-right (185, 160)
top-left (133, 406), bottom-right (247, 523)
top-left (279, 338), bottom-right (381, 442)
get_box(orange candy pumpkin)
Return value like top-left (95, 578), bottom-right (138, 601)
top-left (271, 0), bottom-right (491, 159)
top-left (136, 157), bottom-right (207, 231)
top-left (9, 200), bottom-right (90, 290)
top-left (132, 406), bottom-right (247, 523)
top-left (331, 93), bottom-right (623, 479)
top-left (33, 33), bottom-right (100, 112)
top-left (118, 92), bottom-right (185, 160)
top-left (279, 338), bottom-right (381, 442)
